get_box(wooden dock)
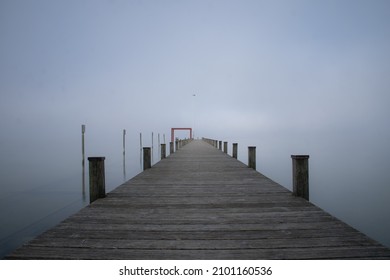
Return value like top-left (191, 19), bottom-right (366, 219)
top-left (8, 140), bottom-right (390, 259)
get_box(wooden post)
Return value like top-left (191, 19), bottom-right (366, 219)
top-left (248, 146), bottom-right (256, 170)
top-left (170, 142), bottom-right (174, 155)
top-left (88, 157), bottom-right (106, 203)
top-left (123, 129), bottom-right (126, 157)
top-left (123, 129), bottom-right (126, 181)
top-left (161, 144), bottom-right (166, 159)
top-left (223, 141), bottom-right (228, 154)
top-left (157, 133), bottom-right (160, 162)
top-left (291, 155), bottom-right (310, 200)
top-left (233, 143), bottom-right (238, 159)
top-left (175, 140), bottom-right (179, 151)
top-left (139, 133), bottom-right (142, 168)
top-left (143, 147), bottom-right (151, 170)
top-left (81, 124), bottom-right (86, 169)
top-left (219, 141), bottom-right (222, 150)
top-left (81, 125), bottom-right (86, 200)
top-left (151, 132), bottom-right (154, 164)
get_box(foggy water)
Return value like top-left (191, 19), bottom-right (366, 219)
top-left (0, 126), bottom-right (147, 258)
top-left (0, 160), bottom-right (142, 258)
top-left (0, 127), bottom-right (389, 259)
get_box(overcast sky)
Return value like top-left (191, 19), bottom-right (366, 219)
top-left (1, 0), bottom-right (389, 136)
top-left (1, 0), bottom-right (390, 246)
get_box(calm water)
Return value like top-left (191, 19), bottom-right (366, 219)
top-left (1, 132), bottom-right (389, 258)
top-left (0, 136), bottom-right (144, 258)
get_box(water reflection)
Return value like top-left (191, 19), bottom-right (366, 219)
top-left (0, 175), bottom-right (88, 258)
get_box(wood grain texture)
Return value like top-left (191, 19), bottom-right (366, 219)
top-left (7, 140), bottom-right (390, 259)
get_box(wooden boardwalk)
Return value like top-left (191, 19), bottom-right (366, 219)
top-left (8, 140), bottom-right (390, 259)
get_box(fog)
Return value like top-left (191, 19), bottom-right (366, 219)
top-left (1, 0), bottom-right (389, 250)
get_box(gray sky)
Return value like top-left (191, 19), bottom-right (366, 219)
top-left (2, 0), bottom-right (389, 136)
top-left (1, 0), bottom-right (390, 246)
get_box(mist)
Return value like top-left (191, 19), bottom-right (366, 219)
top-left (1, 0), bottom-right (389, 252)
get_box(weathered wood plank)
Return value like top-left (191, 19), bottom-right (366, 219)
top-left (25, 237), bottom-right (381, 250)
top-left (8, 247), bottom-right (390, 260)
top-left (34, 228), bottom-right (364, 240)
top-left (7, 139), bottom-right (390, 259)
top-left (47, 222), bottom-right (359, 232)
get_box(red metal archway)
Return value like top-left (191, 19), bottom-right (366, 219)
top-left (171, 128), bottom-right (192, 143)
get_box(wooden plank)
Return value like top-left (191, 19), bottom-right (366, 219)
top-left (7, 140), bottom-right (390, 259)
top-left (25, 237), bottom-right (381, 250)
top-left (34, 228), bottom-right (363, 240)
top-left (8, 247), bottom-right (390, 260)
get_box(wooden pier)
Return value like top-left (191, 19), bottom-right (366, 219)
top-left (8, 140), bottom-right (390, 259)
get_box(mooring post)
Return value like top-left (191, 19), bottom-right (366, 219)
top-left (139, 132), bottom-right (142, 168)
top-left (170, 142), bottom-right (174, 154)
top-left (223, 141), bottom-right (228, 154)
top-left (81, 125), bottom-right (86, 199)
top-left (219, 141), bottom-right (222, 150)
top-left (233, 143), bottom-right (238, 159)
top-left (151, 132), bottom-right (154, 165)
top-left (88, 157), bottom-right (106, 203)
top-left (248, 146), bottom-right (256, 170)
top-left (161, 143), bottom-right (166, 159)
top-left (291, 155), bottom-right (310, 200)
top-left (143, 147), bottom-right (151, 170)
top-left (123, 129), bottom-right (126, 182)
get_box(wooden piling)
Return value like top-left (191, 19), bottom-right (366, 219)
top-left (233, 143), bottom-right (238, 159)
top-left (139, 133), bottom-right (142, 168)
top-left (248, 146), bottom-right (256, 170)
top-left (291, 155), bottom-right (310, 200)
top-left (81, 125), bottom-right (86, 171)
top-left (219, 141), bottom-right (222, 150)
top-left (143, 147), bottom-right (151, 170)
top-left (170, 142), bottom-right (174, 155)
top-left (81, 125), bottom-right (86, 199)
top-left (151, 132), bottom-right (154, 164)
top-left (223, 141), bottom-right (228, 154)
top-left (88, 157), bottom-right (106, 203)
top-left (123, 129), bottom-right (126, 181)
top-left (161, 144), bottom-right (166, 160)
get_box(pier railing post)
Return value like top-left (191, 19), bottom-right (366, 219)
top-left (88, 157), bottom-right (106, 203)
top-left (170, 142), bottom-right (174, 155)
top-left (223, 141), bottom-right (228, 154)
top-left (233, 143), bottom-right (238, 159)
top-left (161, 144), bottom-right (166, 160)
top-left (291, 155), bottom-right (310, 200)
top-left (248, 147), bottom-right (256, 170)
top-left (143, 147), bottom-right (151, 170)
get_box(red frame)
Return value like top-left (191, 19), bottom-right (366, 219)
top-left (171, 128), bottom-right (192, 143)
